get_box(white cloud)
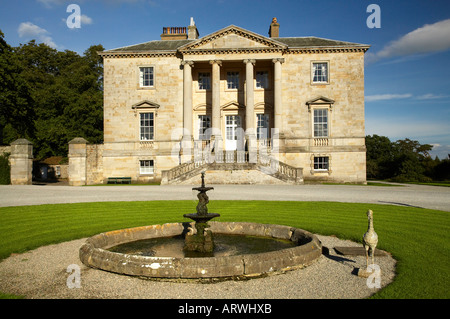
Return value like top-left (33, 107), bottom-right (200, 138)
top-left (365, 94), bottom-right (412, 102)
top-left (17, 22), bottom-right (58, 49)
top-left (80, 14), bottom-right (93, 25)
top-left (366, 93), bottom-right (449, 102)
top-left (416, 93), bottom-right (449, 100)
top-left (37, 0), bottom-right (72, 8)
top-left (18, 22), bottom-right (46, 38)
top-left (366, 19), bottom-right (450, 64)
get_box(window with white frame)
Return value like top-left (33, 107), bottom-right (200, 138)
top-left (312, 62), bottom-right (329, 83)
top-left (140, 112), bottom-right (154, 141)
top-left (257, 114), bottom-right (270, 139)
top-left (227, 71), bottom-right (239, 89)
top-left (313, 109), bottom-right (328, 137)
top-left (314, 156), bottom-right (329, 171)
top-left (256, 71), bottom-right (269, 89)
top-left (140, 160), bottom-right (154, 174)
top-left (139, 67), bottom-right (154, 87)
top-left (198, 72), bottom-right (211, 90)
top-left (198, 115), bottom-right (211, 140)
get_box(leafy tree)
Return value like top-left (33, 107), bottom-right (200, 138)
top-left (10, 39), bottom-right (104, 159)
top-left (390, 138), bottom-right (433, 182)
top-left (365, 134), bottom-right (395, 179)
top-left (433, 155), bottom-right (450, 181)
top-left (0, 30), bottom-right (34, 144)
top-left (365, 135), bottom-right (438, 182)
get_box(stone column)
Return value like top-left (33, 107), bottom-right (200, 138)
top-left (68, 137), bottom-right (88, 186)
top-left (10, 139), bottom-right (33, 185)
top-left (273, 58), bottom-right (284, 131)
top-left (182, 60), bottom-right (194, 139)
top-left (181, 60), bottom-right (194, 164)
top-left (243, 59), bottom-right (256, 135)
top-left (210, 60), bottom-right (222, 137)
top-left (272, 58), bottom-right (285, 156)
top-left (210, 60), bottom-right (223, 161)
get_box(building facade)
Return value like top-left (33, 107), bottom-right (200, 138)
top-left (72, 18), bottom-right (369, 185)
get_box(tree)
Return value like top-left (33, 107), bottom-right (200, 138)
top-left (0, 30), bottom-right (34, 144)
top-left (391, 139), bottom-right (433, 182)
top-left (11, 40), bottom-right (104, 158)
top-left (365, 135), bottom-right (436, 182)
top-left (365, 134), bottom-right (395, 179)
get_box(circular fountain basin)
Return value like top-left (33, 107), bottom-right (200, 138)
top-left (79, 222), bottom-right (322, 279)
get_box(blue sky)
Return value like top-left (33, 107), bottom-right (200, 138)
top-left (1, 0), bottom-right (449, 159)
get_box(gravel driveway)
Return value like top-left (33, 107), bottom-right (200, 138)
top-left (1, 182), bottom-right (449, 211)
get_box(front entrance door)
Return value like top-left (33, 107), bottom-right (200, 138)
top-left (225, 115), bottom-right (241, 151)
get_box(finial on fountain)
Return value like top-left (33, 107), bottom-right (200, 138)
top-left (201, 172), bottom-right (205, 188)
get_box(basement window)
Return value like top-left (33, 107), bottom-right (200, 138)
top-left (140, 160), bottom-right (154, 175)
top-left (314, 156), bottom-right (329, 171)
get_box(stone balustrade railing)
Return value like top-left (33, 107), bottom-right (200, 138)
top-left (162, 149), bottom-right (303, 185)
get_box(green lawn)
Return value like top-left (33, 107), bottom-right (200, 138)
top-left (0, 200), bottom-right (448, 299)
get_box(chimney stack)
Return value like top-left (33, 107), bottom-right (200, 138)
top-left (188, 17), bottom-right (199, 40)
top-left (269, 17), bottom-right (279, 38)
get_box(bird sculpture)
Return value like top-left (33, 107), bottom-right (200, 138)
top-left (362, 209), bottom-right (378, 269)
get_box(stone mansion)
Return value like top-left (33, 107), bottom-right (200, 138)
top-left (68, 18), bottom-right (369, 185)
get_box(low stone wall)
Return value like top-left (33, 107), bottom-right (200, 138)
top-left (79, 222), bottom-right (322, 279)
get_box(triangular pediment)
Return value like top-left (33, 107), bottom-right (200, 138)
top-left (306, 96), bottom-right (335, 105)
top-left (221, 101), bottom-right (245, 110)
top-left (179, 25), bottom-right (287, 52)
top-left (131, 100), bottom-right (160, 109)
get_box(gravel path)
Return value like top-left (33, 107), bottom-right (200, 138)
top-left (0, 235), bottom-right (396, 299)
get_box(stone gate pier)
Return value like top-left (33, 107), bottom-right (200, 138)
top-left (10, 139), bottom-right (33, 185)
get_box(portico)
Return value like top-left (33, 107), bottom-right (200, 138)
top-left (181, 56), bottom-right (284, 152)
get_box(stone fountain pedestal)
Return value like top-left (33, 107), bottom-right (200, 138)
top-left (183, 173), bottom-right (220, 254)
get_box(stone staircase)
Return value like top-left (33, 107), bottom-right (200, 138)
top-left (161, 152), bottom-right (303, 185)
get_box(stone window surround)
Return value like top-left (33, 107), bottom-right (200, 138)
top-left (137, 65), bottom-right (156, 89)
top-left (309, 105), bottom-right (332, 139)
top-left (310, 154), bottom-right (332, 175)
top-left (310, 61), bottom-right (330, 85)
top-left (138, 111), bottom-right (155, 142)
top-left (138, 158), bottom-right (155, 176)
top-left (313, 108), bottom-right (329, 138)
top-left (306, 97), bottom-right (334, 141)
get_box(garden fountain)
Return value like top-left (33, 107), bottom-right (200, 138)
top-left (183, 172), bottom-right (220, 254)
top-left (79, 173), bottom-right (322, 279)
